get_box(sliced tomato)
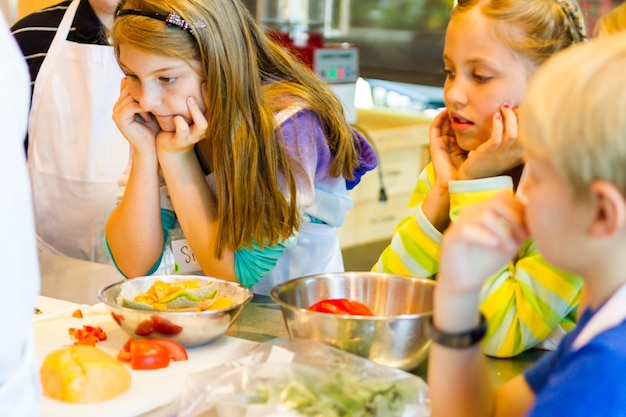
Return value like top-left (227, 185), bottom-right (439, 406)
top-left (117, 338), bottom-right (187, 369)
top-left (308, 298), bottom-right (374, 316)
top-left (150, 338), bottom-right (188, 361)
top-left (128, 339), bottom-right (170, 370)
top-left (117, 339), bottom-right (132, 362)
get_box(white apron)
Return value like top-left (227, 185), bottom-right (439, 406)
top-left (251, 221), bottom-right (345, 296)
top-left (27, 0), bottom-right (128, 263)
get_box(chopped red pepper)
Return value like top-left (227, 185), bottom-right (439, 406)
top-left (308, 298), bottom-right (375, 316)
top-left (68, 325), bottom-right (107, 346)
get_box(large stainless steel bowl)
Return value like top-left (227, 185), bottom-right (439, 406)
top-left (270, 272), bottom-right (435, 370)
top-left (98, 275), bottom-right (253, 347)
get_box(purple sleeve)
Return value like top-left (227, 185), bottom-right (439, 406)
top-left (279, 110), bottom-right (332, 182)
top-left (347, 129), bottom-right (377, 190)
top-left (279, 110), bottom-right (377, 189)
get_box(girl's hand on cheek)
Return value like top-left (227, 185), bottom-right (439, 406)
top-left (113, 78), bottom-right (160, 153)
top-left (458, 104), bottom-right (524, 180)
top-left (156, 96), bottom-right (208, 155)
top-left (429, 109), bottom-right (468, 188)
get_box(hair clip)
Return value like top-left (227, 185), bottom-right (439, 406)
top-left (115, 8), bottom-right (206, 35)
top-left (554, 0), bottom-right (588, 42)
top-left (165, 11), bottom-right (207, 32)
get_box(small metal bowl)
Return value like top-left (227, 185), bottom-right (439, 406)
top-left (270, 272), bottom-right (435, 370)
top-left (98, 275), bottom-right (253, 347)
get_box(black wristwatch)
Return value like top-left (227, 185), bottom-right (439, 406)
top-left (428, 314), bottom-right (487, 349)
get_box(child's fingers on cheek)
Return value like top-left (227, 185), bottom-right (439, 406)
top-left (187, 97), bottom-right (205, 120)
top-left (490, 111), bottom-right (504, 145)
top-left (441, 114), bottom-right (453, 136)
top-left (431, 109), bottom-right (450, 131)
top-left (173, 115), bottom-right (190, 138)
top-left (187, 97), bottom-right (208, 140)
top-left (501, 109), bottom-right (519, 142)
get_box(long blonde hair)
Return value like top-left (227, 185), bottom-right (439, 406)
top-left (111, 0), bottom-right (359, 257)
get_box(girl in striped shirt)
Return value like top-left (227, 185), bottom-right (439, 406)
top-left (374, 0), bottom-right (588, 357)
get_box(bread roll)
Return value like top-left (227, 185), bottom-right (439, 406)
top-left (40, 345), bottom-right (131, 403)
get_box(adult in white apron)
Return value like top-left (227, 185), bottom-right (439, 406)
top-left (27, 0), bottom-right (128, 264)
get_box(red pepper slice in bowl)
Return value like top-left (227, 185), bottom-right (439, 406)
top-left (308, 298), bottom-right (374, 316)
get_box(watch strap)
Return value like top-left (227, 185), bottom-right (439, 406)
top-left (428, 313), bottom-right (487, 349)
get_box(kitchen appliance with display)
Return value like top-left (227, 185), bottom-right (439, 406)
top-left (257, 0), bottom-right (358, 123)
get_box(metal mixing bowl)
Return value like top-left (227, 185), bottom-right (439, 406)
top-left (270, 272), bottom-right (435, 370)
top-left (98, 275), bottom-right (253, 347)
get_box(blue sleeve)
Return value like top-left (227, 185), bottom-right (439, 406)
top-left (104, 208), bottom-right (177, 278)
top-left (234, 233), bottom-right (298, 288)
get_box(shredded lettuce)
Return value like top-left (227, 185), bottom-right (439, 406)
top-left (254, 364), bottom-right (419, 417)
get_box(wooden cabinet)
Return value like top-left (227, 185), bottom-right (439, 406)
top-left (338, 108), bottom-right (432, 248)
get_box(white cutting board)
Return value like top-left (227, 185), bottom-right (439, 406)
top-left (33, 297), bottom-right (258, 417)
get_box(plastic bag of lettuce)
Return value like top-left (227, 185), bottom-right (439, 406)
top-left (177, 338), bottom-right (430, 417)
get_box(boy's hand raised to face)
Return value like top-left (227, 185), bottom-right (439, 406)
top-left (438, 192), bottom-right (529, 296)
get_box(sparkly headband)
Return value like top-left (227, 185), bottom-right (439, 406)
top-left (555, 0), bottom-right (588, 42)
top-left (115, 8), bottom-right (207, 35)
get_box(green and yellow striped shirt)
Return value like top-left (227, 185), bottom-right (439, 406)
top-left (373, 163), bottom-right (582, 357)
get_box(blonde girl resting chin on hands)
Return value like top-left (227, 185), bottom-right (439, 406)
top-left (104, 0), bottom-right (376, 296)
top-left (373, 0), bottom-right (587, 357)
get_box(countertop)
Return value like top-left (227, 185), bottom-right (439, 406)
top-left (37, 252), bottom-right (544, 388)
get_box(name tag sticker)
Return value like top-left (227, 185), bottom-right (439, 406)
top-left (167, 228), bottom-right (202, 274)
